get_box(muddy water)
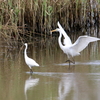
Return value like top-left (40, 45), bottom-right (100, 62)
top-left (0, 36), bottom-right (100, 100)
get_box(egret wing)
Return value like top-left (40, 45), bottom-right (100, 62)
top-left (71, 35), bottom-right (100, 53)
top-left (26, 57), bottom-right (39, 67)
top-left (57, 21), bottom-right (72, 46)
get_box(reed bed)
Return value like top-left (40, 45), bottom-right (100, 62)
top-left (0, 0), bottom-right (100, 42)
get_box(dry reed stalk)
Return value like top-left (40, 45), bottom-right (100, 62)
top-left (0, 0), bottom-right (99, 42)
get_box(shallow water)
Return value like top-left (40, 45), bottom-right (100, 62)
top-left (0, 36), bottom-right (100, 100)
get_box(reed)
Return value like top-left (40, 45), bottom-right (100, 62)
top-left (0, 0), bottom-right (99, 42)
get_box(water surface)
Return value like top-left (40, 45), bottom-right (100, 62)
top-left (0, 36), bottom-right (100, 100)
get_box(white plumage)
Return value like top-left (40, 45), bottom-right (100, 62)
top-left (24, 43), bottom-right (39, 72)
top-left (51, 22), bottom-right (100, 65)
top-left (57, 21), bottom-right (72, 46)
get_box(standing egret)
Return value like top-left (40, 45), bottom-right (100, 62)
top-left (24, 43), bottom-right (39, 73)
top-left (50, 22), bottom-right (100, 65)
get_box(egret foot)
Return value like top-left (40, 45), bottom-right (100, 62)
top-left (65, 60), bottom-right (75, 66)
top-left (65, 60), bottom-right (75, 64)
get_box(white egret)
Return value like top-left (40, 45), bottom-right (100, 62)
top-left (24, 43), bottom-right (39, 73)
top-left (57, 21), bottom-right (72, 46)
top-left (50, 22), bottom-right (100, 65)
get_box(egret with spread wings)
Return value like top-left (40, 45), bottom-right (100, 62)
top-left (50, 22), bottom-right (100, 65)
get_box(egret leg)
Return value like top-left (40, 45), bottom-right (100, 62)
top-left (72, 58), bottom-right (75, 64)
top-left (30, 69), bottom-right (33, 73)
top-left (65, 60), bottom-right (74, 64)
top-left (65, 59), bottom-right (75, 66)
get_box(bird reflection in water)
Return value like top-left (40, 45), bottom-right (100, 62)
top-left (24, 76), bottom-right (39, 100)
top-left (58, 74), bottom-right (73, 100)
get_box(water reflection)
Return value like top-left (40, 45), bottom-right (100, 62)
top-left (56, 60), bottom-right (100, 66)
top-left (0, 32), bottom-right (100, 100)
top-left (58, 74), bottom-right (73, 100)
top-left (24, 76), bottom-right (39, 100)
top-left (57, 72), bottom-right (99, 100)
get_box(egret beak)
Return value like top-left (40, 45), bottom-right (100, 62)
top-left (50, 29), bottom-right (56, 34)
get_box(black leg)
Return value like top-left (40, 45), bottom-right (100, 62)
top-left (65, 60), bottom-right (74, 64)
top-left (72, 58), bottom-right (75, 64)
top-left (65, 59), bottom-right (75, 66)
top-left (30, 69), bottom-right (33, 73)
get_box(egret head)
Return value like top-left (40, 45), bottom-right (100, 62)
top-left (24, 43), bottom-right (27, 47)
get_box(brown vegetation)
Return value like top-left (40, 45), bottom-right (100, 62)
top-left (0, 0), bottom-right (99, 41)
